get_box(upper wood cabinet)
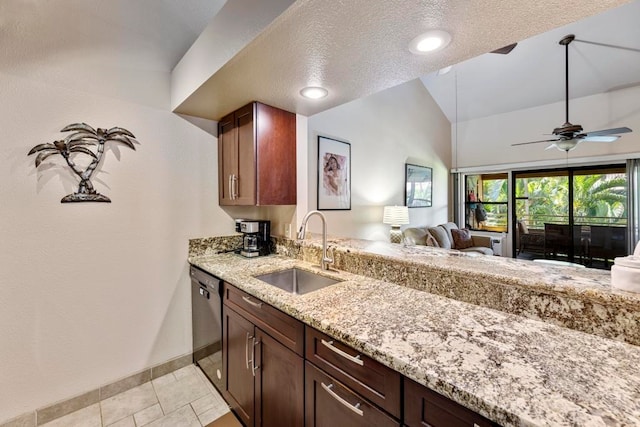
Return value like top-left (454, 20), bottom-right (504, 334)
top-left (218, 102), bottom-right (296, 206)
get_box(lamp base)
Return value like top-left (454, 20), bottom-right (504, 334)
top-left (389, 226), bottom-right (403, 244)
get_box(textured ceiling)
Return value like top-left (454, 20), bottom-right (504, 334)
top-left (422, 0), bottom-right (640, 123)
top-left (173, 0), bottom-right (632, 120)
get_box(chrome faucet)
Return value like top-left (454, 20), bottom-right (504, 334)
top-left (297, 210), bottom-right (333, 270)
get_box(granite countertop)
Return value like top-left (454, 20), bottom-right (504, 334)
top-left (189, 252), bottom-right (640, 427)
top-left (311, 235), bottom-right (640, 308)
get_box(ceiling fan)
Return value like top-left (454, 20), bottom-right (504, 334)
top-left (512, 34), bottom-right (632, 152)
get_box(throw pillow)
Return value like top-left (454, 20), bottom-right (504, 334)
top-left (518, 220), bottom-right (529, 234)
top-left (440, 222), bottom-right (458, 245)
top-left (403, 228), bottom-right (427, 245)
top-left (451, 228), bottom-right (474, 249)
top-left (428, 226), bottom-right (451, 250)
top-left (425, 231), bottom-right (439, 247)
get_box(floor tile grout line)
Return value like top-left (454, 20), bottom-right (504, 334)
top-left (149, 374), bottom-right (165, 417)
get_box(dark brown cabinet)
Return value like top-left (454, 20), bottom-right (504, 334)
top-left (218, 281), bottom-right (500, 427)
top-left (404, 378), bottom-right (498, 427)
top-left (305, 326), bottom-right (401, 419)
top-left (305, 327), bottom-right (401, 427)
top-left (222, 284), bottom-right (304, 427)
top-left (218, 102), bottom-right (296, 206)
top-left (223, 306), bottom-right (255, 426)
top-left (305, 362), bottom-right (400, 427)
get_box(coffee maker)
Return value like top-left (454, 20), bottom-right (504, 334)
top-left (236, 220), bottom-right (271, 257)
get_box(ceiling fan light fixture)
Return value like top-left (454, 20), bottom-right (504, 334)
top-left (409, 30), bottom-right (451, 55)
top-left (300, 86), bottom-right (328, 99)
top-left (555, 140), bottom-right (579, 152)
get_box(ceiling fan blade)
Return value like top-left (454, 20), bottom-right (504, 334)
top-left (512, 138), bottom-right (560, 146)
top-left (491, 43), bottom-right (517, 54)
top-left (582, 135), bottom-right (620, 143)
top-left (583, 127), bottom-right (632, 137)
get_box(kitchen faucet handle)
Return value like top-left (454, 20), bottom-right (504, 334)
top-left (324, 247), bottom-right (335, 266)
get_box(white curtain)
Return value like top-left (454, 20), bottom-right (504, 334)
top-left (626, 159), bottom-right (640, 253)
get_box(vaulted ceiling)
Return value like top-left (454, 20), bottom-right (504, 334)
top-left (421, 0), bottom-right (640, 123)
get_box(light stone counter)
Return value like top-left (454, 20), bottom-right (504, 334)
top-left (271, 235), bottom-right (640, 346)
top-left (189, 252), bottom-right (640, 427)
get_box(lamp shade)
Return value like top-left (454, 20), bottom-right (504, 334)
top-left (383, 206), bottom-right (409, 226)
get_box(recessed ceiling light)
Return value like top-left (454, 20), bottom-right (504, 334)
top-left (409, 30), bottom-right (452, 55)
top-left (300, 86), bottom-right (328, 99)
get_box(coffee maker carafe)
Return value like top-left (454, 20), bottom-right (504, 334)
top-left (238, 220), bottom-right (271, 257)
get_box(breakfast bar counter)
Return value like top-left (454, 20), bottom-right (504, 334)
top-left (189, 246), bottom-right (640, 427)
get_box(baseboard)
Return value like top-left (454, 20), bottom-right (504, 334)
top-left (0, 352), bottom-right (193, 427)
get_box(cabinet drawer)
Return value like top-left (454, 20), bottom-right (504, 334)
top-left (305, 362), bottom-right (399, 427)
top-left (404, 378), bottom-right (498, 427)
top-left (305, 327), bottom-right (401, 418)
top-left (223, 283), bottom-right (304, 356)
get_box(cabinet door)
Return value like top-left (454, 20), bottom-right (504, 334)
top-left (404, 378), bottom-right (497, 427)
top-left (234, 103), bottom-right (256, 205)
top-left (223, 306), bottom-right (255, 426)
top-left (218, 112), bottom-right (237, 206)
top-left (255, 329), bottom-right (304, 427)
top-left (254, 102), bottom-right (296, 205)
top-left (305, 362), bottom-right (399, 427)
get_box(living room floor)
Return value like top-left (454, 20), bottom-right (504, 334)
top-left (39, 365), bottom-right (238, 427)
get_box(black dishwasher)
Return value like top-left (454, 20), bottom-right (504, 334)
top-left (190, 266), bottom-right (224, 392)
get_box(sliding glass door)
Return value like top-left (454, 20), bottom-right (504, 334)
top-left (513, 165), bottom-right (627, 269)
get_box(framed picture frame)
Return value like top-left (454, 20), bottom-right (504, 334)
top-left (317, 135), bottom-right (351, 210)
top-left (405, 163), bottom-right (432, 208)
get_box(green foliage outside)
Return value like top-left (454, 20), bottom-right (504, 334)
top-left (466, 172), bottom-right (628, 231)
top-left (516, 173), bottom-right (627, 229)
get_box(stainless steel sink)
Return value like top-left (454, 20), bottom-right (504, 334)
top-left (254, 268), bottom-right (341, 295)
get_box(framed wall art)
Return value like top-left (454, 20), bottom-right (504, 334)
top-left (317, 135), bottom-right (351, 210)
top-left (405, 163), bottom-right (432, 208)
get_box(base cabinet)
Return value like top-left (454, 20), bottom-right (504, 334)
top-left (222, 285), bottom-right (303, 427)
top-left (305, 362), bottom-right (400, 427)
top-left (223, 307), bottom-right (255, 425)
top-left (404, 378), bottom-right (498, 427)
top-left (219, 281), bottom-right (500, 427)
top-left (256, 329), bottom-right (304, 426)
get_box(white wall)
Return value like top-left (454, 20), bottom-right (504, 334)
top-left (307, 79), bottom-right (451, 241)
top-left (454, 85), bottom-right (640, 169)
top-left (0, 66), bottom-right (229, 424)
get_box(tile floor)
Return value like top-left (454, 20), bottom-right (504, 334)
top-left (40, 365), bottom-right (230, 427)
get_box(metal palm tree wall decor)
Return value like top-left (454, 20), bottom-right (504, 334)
top-left (28, 123), bottom-right (138, 203)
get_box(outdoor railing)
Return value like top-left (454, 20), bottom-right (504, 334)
top-left (519, 214), bottom-right (627, 229)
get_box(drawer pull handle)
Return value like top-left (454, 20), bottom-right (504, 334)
top-left (321, 339), bottom-right (363, 366)
top-left (321, 382), bottom-right (363, 417)
top-left (242, 296), bottom-right (263, 308)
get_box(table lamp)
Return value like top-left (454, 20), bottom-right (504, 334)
top-left (383, 206), bottom-right (409, 243)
